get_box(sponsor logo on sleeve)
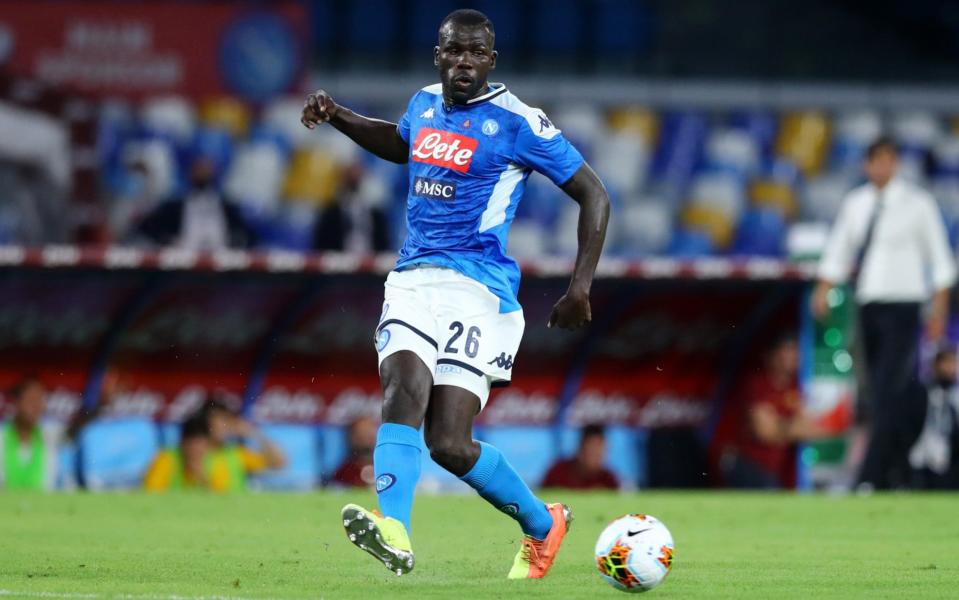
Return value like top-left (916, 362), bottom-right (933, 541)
top-left (487, 353), bottom-right (514, 370)
top-left (411, 127), bottom-right (478, 172)
top-left (413, 176), bottom-right (457, 201)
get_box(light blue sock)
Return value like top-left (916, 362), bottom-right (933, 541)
top-left (373, 423), bottom-right (422, 534)
top-left (460, 441), bottom-right (553, 540)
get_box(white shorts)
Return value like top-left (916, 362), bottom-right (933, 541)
top-left (374, 266), bottom-right (524, 408)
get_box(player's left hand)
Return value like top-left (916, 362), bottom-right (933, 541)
top-left (548, 290), bottom-right (591, 330)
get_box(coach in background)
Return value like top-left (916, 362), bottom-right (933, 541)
top-left (812, 136), bottom-right (957, 490)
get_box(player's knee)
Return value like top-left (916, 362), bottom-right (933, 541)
top-left (426, 435), bottom-right (478, 475)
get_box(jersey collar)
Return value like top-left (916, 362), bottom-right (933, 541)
top-left (466, 83), bottom-right (507, 105)
top-left (443, 83), bottom-right (507, 110)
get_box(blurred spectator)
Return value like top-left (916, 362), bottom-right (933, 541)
top-left (144, 414), bottom-right (213, 491)
top-left (541, 424), bottom-right (619, 490)
top-left (65, 368), bottom-right (125, 443)
top-left (313, 162), bottom-right (390, 253)
top-left (331, 415), bottom-right (377, 487)
top-left (713, 336), bottom-right (840, 489)
top-left (909, 346), bottom-right (959, 489)
top-left (202, 399), bottom-right (286, 490)
top-left (0, 376), bottom-right (56, 490)
top-left (131, 156), bottom-right (255, 250)
top-left (813, 137), bottom-right (956, 490)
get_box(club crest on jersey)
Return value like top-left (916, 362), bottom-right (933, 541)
top-left (482, 119), bottom-right (499, 136)
top-left (413, 176), bottom-right (457, 201)
top-left (411, 128), bottom-right (478, 172)
top-left (419, 107), bottom-right (434, 119)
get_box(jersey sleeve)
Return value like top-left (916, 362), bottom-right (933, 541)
top-left (512, 108), bottom-right (584, 186)
top-left (397, 92), bottom-right (418, 144)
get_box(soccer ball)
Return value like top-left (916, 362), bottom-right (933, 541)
top-left (594, 514), bottom-right (674, 593)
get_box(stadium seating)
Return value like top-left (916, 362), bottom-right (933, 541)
top-left (97, 93), bottom-right (959, 257)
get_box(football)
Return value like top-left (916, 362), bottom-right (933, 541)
top-left (594, 514), bottom-right (674, 593)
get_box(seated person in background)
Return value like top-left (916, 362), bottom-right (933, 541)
top-left (331, 416), bottom-right (377, 487)
top-left (144, 415), bottom-right (213, 491)
top-left (713, 335), bottom-right (844, 489)
top-left (1, 376), bottom-right (57, 490)
top-left (910, 345), bottom-right (959, 489)
top-left (202, 398), bottom-right (286, 491)
top-left (541, 424), bottom-right (619, 490)
top-left (132, 156), bottom-right (255, 250)
top-left (312, 161), bottom-right (390, 253)
top-left (65, 368), bottom-right (125, 443)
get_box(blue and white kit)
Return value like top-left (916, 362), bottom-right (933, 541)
top-left (374, 83), bottom-right (584, 405)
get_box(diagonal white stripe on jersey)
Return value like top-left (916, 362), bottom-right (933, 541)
top-left (478, 162), bottom-right (526, 233)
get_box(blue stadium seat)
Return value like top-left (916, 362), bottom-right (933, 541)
top-left (79, 418), bottom-right (160, 490)
top-left (728, 110), bottom-right (778, 162)
top-left (651, 112), bottom-right (709, 194)
top-left (732, 208), bottom-right (787, 257)
top-left (667, 229), bottom-right (715, 257)
top-left (479, 426), bottom-right (558, 487)
top-left (249, 424), bottom-right (320, 491)
top-left (188, 127), bottom-right (234, 179)
top-left (158, 421), bottom-right (180, 447)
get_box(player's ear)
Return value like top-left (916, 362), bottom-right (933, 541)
top-left (490, 50), bottom-right (497, 70)
top-left (433, 46), bottom-right (440, 67)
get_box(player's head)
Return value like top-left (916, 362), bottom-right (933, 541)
top-left (577, 423), bottom-right (607, 472)
top-left (10, 375), bottom-right (46, 429)
top-left (434, 9), bottom-right (497, 105)
top-left (864, 135), bottom-right (898, 188)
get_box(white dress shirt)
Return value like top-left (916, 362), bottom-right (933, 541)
top-left (818, 177), bottom-right (957, 304)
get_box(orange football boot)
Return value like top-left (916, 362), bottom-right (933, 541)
top-left (507, 503), bottom-right (573, 579)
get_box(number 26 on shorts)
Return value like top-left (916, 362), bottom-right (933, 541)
top-left (444, 321), bottom-right (481, 358)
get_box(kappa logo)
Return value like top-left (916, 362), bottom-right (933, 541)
top-left (537, 113), bottom-right (554, 133)
top-left (487, 352), bottom-right (514, 370)
top-left (420, 107), bottom-right (435, 119)
top-left (411, 128), bottom-right (478, 172)
top-left (413, 176), bottom-right (457, 201)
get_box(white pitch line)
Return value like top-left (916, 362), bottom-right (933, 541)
top-left (0, 591), bottom-right (290, 600)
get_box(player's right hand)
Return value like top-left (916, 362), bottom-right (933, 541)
top-left (301, 89), bottom-right (337, 129)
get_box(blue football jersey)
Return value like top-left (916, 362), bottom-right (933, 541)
top-left (394, 83), bottom-right (584, 313)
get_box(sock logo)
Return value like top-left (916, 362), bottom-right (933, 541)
top-left (500, 502), bottom-right (519, 516)
top-left (375, 473), bottom-right (396, 493)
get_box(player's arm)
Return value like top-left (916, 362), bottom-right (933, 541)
top-left (301, 89), bottom-right (409, 164)
top-left (549, 162), bottom-right (610, 329)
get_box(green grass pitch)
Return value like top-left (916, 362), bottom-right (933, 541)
top-left (1, 491), bottom-right (957, 599)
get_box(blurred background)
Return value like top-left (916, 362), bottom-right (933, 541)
top-left (1, 0), bottom-right (958, 494)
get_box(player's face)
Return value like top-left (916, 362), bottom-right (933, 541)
top-left (434, 24), bottom-right (496, 105)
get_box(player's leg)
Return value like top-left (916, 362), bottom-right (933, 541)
top-left (373, 351), bottom-right (432, 530)
top-left (424, 383), bottom-right (571, 579)
top-left (342, 271), bottom-right (438, 575)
